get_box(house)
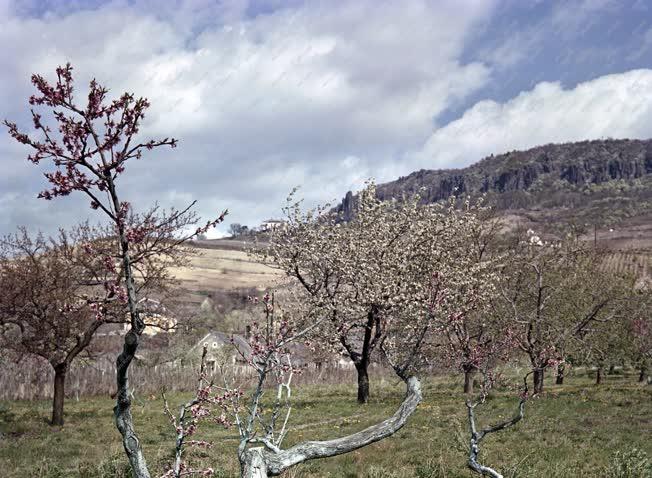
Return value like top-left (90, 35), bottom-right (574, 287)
top-left (139, 298), bottom-right (178, 336)
top-left (189, 331), bottom-right (252, 370)
top-left (96, 297), bottom-right (178, 337)
top-left (260, 219), bottom-right (287, 232)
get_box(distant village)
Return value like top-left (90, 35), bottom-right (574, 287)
top-left (227, 218), bottom-right (288, 237)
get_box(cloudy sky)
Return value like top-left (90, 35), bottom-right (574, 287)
top-left (1, 0), bottom-right (651, 237)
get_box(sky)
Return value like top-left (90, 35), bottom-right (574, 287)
top-left (1, 0), bottom-right (651, 237)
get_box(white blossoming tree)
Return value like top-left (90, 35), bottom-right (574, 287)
top-left (258, 183), bottom-right (503, 402)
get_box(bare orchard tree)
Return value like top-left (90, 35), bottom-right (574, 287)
top-left (258, 183), bottom-right (493, 403)
top-left (464, 372), bottom-right (530, 478)
top-left (5, 63), bottom-right (226, 477)
top-left (497, 230), bottom-right (628, 394)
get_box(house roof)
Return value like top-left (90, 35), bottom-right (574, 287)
top-left (191, 331), bottom-right (252, 358)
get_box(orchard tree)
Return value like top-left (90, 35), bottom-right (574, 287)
top-left (440, 303), bottom-right (526, 478)
top-left (234, 292), bottom-right (428, 478)
top-left (629, 288), bottom-right (652, 383)
top-left (5, 63), bottom-right (226, 477)
top-left (260, 183), bottom-right (496, 403)
top-left (498, 230), bottom-right (630, 393)
top-left (575, 319), bottom-right (630, 385)
top-left (463, 371), bottom-right (530, 478)
top-left (426, 209), bottom-right (506, 394)
top-left (0, 227), bottom-right (96, 426)
top-left (0, 220), bottom-right (193, 425)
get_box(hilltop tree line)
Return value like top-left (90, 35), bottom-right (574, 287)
top-left (0, 65), bottom-right (650, 478)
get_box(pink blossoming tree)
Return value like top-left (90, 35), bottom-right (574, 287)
top-left (5, 64), bottom-right (226, 477)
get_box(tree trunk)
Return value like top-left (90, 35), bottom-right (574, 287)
top-left (464, 368), bottom-right (475, 394)
top-left (533, 369), bottom-right (544, 394)
top-left (596, 367), bottom-right (602, 385)
top-left (639, 366), bottom-right (648, 383)
top-left (355, 362), bottom-right (370, 404)
top-left (239, 376), bottom-right (422, 477)
top-left (51, 363), bottom-right (68, 426)
top-left (467, 398), bottom-right (526, 478)
top-left (555, 364), bottom-right (565, 385)
top-left (608, 364), bottom-right (615, 374)
top-left (241, 448), bottom-right (269, 478)
top-left (115, 330), bottom-right (150, 478)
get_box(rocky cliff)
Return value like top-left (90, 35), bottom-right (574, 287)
top-left (337, 138), bottom-right (652, 226)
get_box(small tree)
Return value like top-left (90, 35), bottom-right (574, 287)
top-left (230, 293), bottom-right (423, 478)
top-left (629, 290), bottom-right (652, 383)
top-left (428, 209), bottom-right (505, 394)
top-left (5, 63), bottom-right (226, 477)
top-left (498, 230), bottom-right (629, 393)
top-left (572, 309), bottom-right (632, 385)
top-left (464, 372), bottom-right (530, 478)
top-left (0, 228), bottom-right (97, 426)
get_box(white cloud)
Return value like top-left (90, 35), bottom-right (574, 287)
top-left (5, 1), bottom-right (649, 239)
top-left (0, 0), bottom-right (496, 234)
top-left (414, 69), bottom-right (652, 169)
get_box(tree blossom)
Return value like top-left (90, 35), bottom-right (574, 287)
top-left (5, 63), bottom-right (226, 478)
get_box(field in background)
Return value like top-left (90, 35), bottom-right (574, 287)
top-left (172, 237), bottom-right (651, 309)
top-left (1, 371), bottom-right (651, 478)
top-left (172, 241), bottom-right (281, 302)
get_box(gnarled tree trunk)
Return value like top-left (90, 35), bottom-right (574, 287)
top-left (239, 376), bottom-right (422, 477)
top-left (111, 197), bottom-right (151, 478)
top-left (467, 398), bottom-right (526, 478)
top-left (241, 448), bottom-right (270, 478)
top-left (115, 329), bottom-right (150, 478)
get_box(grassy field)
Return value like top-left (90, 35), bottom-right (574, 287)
top-left (1, 371), bottom-right (651, 477)
top-left (172, 246), bottom-right (281, 294)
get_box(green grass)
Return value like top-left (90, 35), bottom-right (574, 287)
top-left (1, 371), bottom-right (651, 477)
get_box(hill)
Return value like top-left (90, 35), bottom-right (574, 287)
top-left (169, 239), bottom-right (279, 307)
top-left (336, 138), bottom-right (652, 251)
top-left (170, 139), bottom-right (652, 300)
